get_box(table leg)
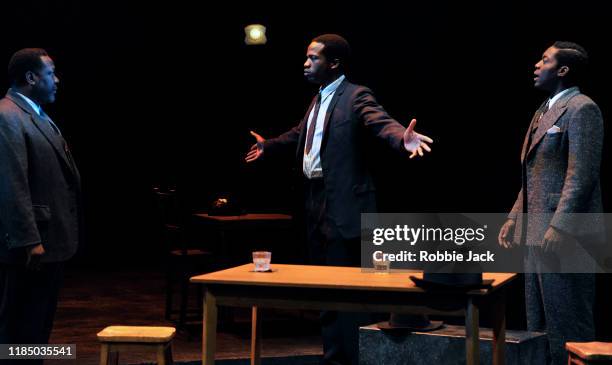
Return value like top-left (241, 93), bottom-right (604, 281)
top-left (466, 296), bottom-right (480, 365)
top-left (203, 289), bottom-right (218, 365)
top-left (251, 306), bottom-right (261, 365)
top-left (492, 291), bottom-right (506, 365)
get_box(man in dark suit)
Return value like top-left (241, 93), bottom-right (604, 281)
top-left (0, 48), bottom-right (81, 361)
top-left (245, 34), bottom-right (432, 365)
top-left (498, 42), bottom-right (603, 365)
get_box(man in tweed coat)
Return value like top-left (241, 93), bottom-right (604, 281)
top-left (498, 41), bottom-right (604, 364)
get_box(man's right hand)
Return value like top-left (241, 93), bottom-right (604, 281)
top-left (498, 219), bottom-right (516, 248)
top-left (245, 131), bottom-right (265, 163)
top-left (26, 243), bottom-right (45, 270)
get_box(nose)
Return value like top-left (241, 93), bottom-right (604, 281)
top-left (535, 60), bottom-right (542, 69)
top-left (304, 59), bottom-right (311, 68)
top-left (54, 75), bottom-right (60, 84)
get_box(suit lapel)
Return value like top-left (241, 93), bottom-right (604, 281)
top-left (6, 90), bottom-right (76, 175)
top-left (520, 100), bottom-right (548, 162)
top-left (525, 89), bottom-right (579, 159)
top-left (320, 79), bottom-right (347, 150)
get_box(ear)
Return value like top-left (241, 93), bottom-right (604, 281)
top-left (557, 65), bottom-right (569, 78)
top-left (25, 71), bottom-right (37, 86)
top-left (329, 58), bottom-right (341, 70)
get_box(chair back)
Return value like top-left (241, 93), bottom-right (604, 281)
top-left (152, 186), bottom-right (187, 253)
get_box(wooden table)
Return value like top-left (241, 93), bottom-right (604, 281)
top-left (191, 264), bottom-right (516, 365)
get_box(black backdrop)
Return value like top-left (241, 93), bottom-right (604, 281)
top-left (2, 0), bottom-right (610, 265)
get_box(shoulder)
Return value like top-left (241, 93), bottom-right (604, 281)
top-left (0, 97), bottom-right (26, 129)
top-left (343, 81), bottom-right (371, 95)
top-left (567, 93), bottom-right (599, 111)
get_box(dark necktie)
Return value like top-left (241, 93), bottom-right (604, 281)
top-left (304, 93), bottom-right (322, 154)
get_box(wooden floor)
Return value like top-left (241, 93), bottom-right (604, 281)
top-left (46, 266), bottom-right (322, 365)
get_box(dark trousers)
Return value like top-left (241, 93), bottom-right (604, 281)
top-left (524, 246), bottom-right (596, 365)
top-left (304, 178), bottom-right (374, 365)
top-left (525, 272), bottom-right (595, 365)
top-left (0, 262), bottom-right (64, 365)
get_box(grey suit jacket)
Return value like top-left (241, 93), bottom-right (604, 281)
top-left (509, 89), bottom-right (604, 246)
top-left (0, 89), bottom-right (81, 263)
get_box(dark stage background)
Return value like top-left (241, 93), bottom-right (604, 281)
top-left (2, 0), bottom-right (611, 333)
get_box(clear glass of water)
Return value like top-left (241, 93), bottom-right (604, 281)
top-left (373, 258), bottom-right (390, 273)
top-left (252, 251), bottom-right (272, 271)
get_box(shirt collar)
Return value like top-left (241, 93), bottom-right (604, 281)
top-left (15, 92), bottom-right (42, 116)
top-left (549, 86), bottom-right (579, 109)
top-left (319, 75), bottom-right (345, 100)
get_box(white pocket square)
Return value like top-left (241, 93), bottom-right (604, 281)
top-left (546, 126), bottom-right (561, 134)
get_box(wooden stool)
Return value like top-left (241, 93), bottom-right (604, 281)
top-left (97, 326), bottom-right (176, 365)
top-left (566, 342), bottom-right (612, 364)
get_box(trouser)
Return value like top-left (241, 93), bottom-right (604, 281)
top-left (524, 245), bottom-right (595, 365)
top-left (0, 262), bottom-right (64, 365)
top-left (304, 177), bottom-right (375, 365)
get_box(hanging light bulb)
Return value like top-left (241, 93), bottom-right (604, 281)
top-left (244, 24), bottom-right (267, 45)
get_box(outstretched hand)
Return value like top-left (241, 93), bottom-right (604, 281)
top-left (403, 119), bottom-right (433, 159)
top-left (245, 131), bottom-right (265, 163)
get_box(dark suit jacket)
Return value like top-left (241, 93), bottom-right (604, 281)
top-left (263, 79), bottom-right (406, 239)
top-left (0, 89), bottom-right (81, 263)
top-left (509, 89), bottom-right (604, 246)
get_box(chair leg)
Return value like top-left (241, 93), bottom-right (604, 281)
top-left (179, 274), bottom-right (189, 328)
top-left (165, 262), bottom-right (175, 320)
top-left (197, 285), bottom-right (204, 319)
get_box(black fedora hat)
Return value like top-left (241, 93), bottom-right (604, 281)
top-left (376, 313), bottom-right (444, 332)
top-left (410, 273), bottom-right (493, 291)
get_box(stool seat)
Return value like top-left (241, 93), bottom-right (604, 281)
top-left (97, 326), bottom-right (176, 343)
top-left (566, 342), bottom-right (612, 361)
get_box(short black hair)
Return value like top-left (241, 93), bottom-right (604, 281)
top-left (7, 48), bottom-right (49, 86)
top-left (312, 34), bottom-right (351, 72)
top-left (552, 41), bottom-right (589, 86)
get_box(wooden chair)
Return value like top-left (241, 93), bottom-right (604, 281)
top-left (566, 342), bottom-right (612, 364)
top-left (152, 186), bottom-right (211, 329)
top-left (97, 326), bottom-right (175, 365)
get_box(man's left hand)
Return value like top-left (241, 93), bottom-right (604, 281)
top-left (403, 119), bottom-right (433, 158)
top-left (543, 226), bottom-right (569, 254)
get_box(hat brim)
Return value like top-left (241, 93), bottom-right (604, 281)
top-left (376, 320), bottom-right (444, 332)
top-left (410, 275), bottom-right (494, 291)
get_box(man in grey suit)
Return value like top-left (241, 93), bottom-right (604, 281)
top-left (0, 48), bottom-right (80, 359)
top-left (498, 42), bottom-right (603, 365)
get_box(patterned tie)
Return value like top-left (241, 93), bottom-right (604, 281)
top-left (304, 93), bottom-right (322, 154)
top-left (531, 99), bottom-right (550, 136)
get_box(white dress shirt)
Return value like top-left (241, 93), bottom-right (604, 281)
top-left (303, 75), bottom-right (345, 179)
top-left (548, 86), bottom-right (579, 109)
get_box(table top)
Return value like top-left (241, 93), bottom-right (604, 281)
top-left (193, 213), bottom-right (292, 222)
top-left (191, 264), bottom-right (516, 295)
